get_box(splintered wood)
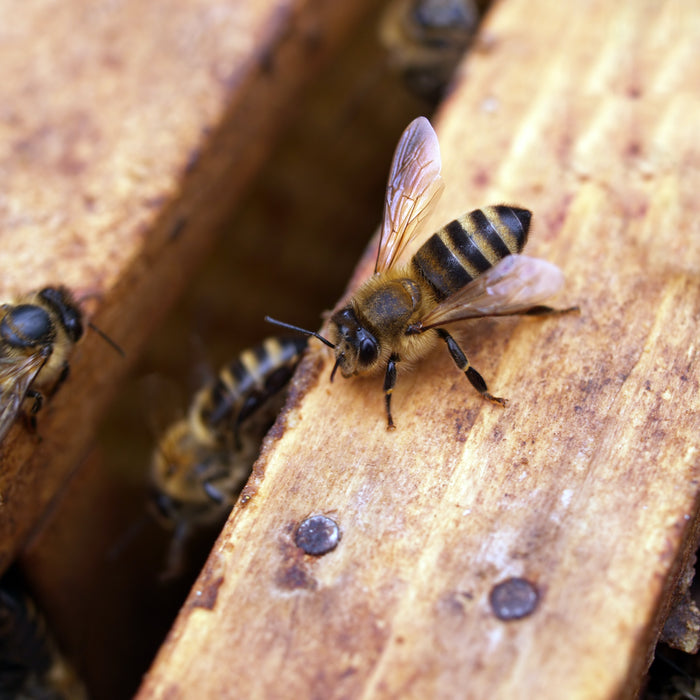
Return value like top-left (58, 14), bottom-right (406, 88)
top-left (138, 1), bottom-right (700, 698)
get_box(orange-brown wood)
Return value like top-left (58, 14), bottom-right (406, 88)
top-left (137, 1), bottom-right (700, 698)
top-left (0, 0), bottom-right (374, 572)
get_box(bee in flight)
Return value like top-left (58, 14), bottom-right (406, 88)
top-left (150, 335), bottom-right (307, 577)
top-left (0, 286), bottom-right (122, 444)
top-left (267, 116), bottom-right (577, 429)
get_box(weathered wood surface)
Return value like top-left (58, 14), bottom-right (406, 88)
top-left (138, 0), bottom-right (700, 698)
top-left (0, 0), bottom-right (373, 573)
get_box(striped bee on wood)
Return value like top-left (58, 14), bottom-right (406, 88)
top-left (150, 336), bottom-right (307, 576)
top-left (0, 286), bottom-right (123, 444)
top-left (267, 117), bottom-right (577, 429)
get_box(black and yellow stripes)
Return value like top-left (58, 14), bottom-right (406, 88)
top-left (199, 336), bottom-right (307, 433)
top-left (411, 205), bottom-right (531, 301)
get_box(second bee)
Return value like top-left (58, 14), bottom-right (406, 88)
top-left (151, 336), bottom-right (307, 576)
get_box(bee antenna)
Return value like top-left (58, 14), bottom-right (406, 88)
top-left (88, 321), bottom-right (126, 358)
top-left (264, 316), bottom-right (335, 349)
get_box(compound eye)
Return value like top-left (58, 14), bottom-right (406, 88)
top-left (61, 308), bottom-right (84, 343)
top-left (1, 305), bottom-right (53, 348)
top-left (358, 336), bottom-right (379, 366)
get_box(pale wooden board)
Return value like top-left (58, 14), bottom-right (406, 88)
top-left (137, 0), bottom-right (700, 697)
top-left (0, 0), bottom-right (373, 571)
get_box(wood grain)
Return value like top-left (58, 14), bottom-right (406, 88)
top-left (0, 0), bottom-right (373, 572)
top-left (133, 0), bottom-right (699, 697)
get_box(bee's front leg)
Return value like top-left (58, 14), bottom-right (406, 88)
top-left (383, 354), bottom-right (400, 430)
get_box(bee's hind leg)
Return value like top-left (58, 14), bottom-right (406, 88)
top-left (46, 363), bottom-right (71, 398)
top-left (437, 329), bottom-right (507, 408)
top-left (520, 305), bottom-right (580, 317)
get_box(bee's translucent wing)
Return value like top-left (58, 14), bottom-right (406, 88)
top-left (418, 255), bottom-right (565, 329)
top-left (0, 354), bottom-right (46, 444)
top-left (375, 116), bottom-right (444, 273)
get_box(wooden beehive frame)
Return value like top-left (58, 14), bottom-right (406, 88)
top-left (137, 1), bottom-right (700, 698)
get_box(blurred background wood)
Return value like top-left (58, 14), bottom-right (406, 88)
top-left (136, 1), bottom-right (700, 699)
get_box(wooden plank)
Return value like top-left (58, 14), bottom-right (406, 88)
top-left (138, 0), bottom-right (700, 698)
top-left (0, 0), bottom-right (374, 573)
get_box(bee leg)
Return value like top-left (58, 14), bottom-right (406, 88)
top-left (437, 329), bottom-right (507, 408)
top-left (46, 363), bottom-right (71, 398)
top-left (26, 389), bottom-right (43, 415)
top-left (161, 521), bottom-right (190, 582)
top-left (202, 481), bottom-right (226, 504)
top-left (521, 305), bottom-right (580, 317)
top-left (383, 354), bottom-right (400, 430)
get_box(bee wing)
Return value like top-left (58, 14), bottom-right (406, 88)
top-left (418, 255), bottom-right (565, 328)
top-left (0, 354), bottom-right (46, 444)
top-left (375, 116), bottom-right (444, 273)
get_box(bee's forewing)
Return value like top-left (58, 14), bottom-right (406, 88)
top-left (420, 255), bottom-right (565, 328)
top-left (0, 355), bottom-right (45, 444)
top-left (375, 116), bottom-right (444, 273)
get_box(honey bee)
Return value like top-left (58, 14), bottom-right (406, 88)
top-left (380, 0), bottom-right (482, 102)
top-left (0, 286), bottom-right (123, 444)
top-left (0, 579), bottom-right (87, 699)
top-left (267, 116), bottom-right (577, 429)
top-left (150, 335), bottom-right (307, 576)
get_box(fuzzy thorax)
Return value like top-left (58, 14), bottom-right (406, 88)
top-left (329, 267), bottom-right (440, 377)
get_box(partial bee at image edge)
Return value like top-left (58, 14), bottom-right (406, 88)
top-left (0, 287), bottom-right (124, 446)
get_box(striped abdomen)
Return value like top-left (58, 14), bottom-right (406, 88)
top-left (196, 336), bottom-right (307, 438)
top-left (410, 205), bottom-right (531, 301)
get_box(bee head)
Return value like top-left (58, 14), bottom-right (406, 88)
top-left (328, 307), bottom-right (379, 378)
top-left (263, 312), bottom-right (380, 380)
top-left (38, 287), bottom-right (84, 343)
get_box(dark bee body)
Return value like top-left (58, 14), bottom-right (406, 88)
top-left (151, 336), bottom-right (307, 576)
top-left (0, 581), bottom-right (86, 699)
top-left (267, 117), bottom-right (576, 428)
top-left (0, 287), bottom-right (84, 443)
